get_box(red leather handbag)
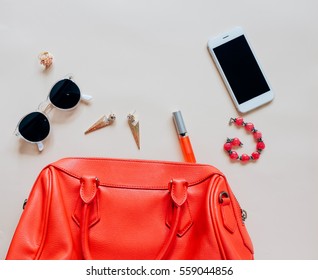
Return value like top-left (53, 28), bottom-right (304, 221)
top-left (6, 157), bottom-right (254, 260)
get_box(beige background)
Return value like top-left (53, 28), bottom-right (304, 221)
top-left (1, 0), bottom-right (317, 259)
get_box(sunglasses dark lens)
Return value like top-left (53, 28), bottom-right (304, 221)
top-left (18, 112), bottom-right (50, 142)
top-left (49, 79), bottom-right (81, 110)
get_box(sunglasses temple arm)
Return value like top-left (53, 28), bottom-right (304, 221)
top-left (36, 142), bottom-right (44, 152)
top-left (14, 131), bottom-right (44, 152)
top-left (81, 94), bottom-right (93, 102)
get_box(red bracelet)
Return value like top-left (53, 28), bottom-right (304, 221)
top-left (224, 117), bottom-right (265, 162)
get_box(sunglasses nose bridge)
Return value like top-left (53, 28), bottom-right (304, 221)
top-left (41, 102), bottom-right (53, 114)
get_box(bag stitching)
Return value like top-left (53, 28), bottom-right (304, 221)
top-left (48, 158), bottom-right (222, 189)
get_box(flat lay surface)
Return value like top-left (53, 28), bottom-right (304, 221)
top-left (1, 0), bottom-right (317, 259)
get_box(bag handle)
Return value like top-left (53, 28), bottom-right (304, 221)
top-left (79, 176), bottom-right (188, 260)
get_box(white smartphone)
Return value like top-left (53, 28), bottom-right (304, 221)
top-left (207, 26), bottom-right (274, 113)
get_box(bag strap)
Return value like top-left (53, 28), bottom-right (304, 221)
top-left (79, 176), bottom-right (188, 260)
top-left (79, 176), bottom-right (99, 260)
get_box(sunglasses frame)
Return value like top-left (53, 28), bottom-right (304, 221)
top-left (15, 75), bottom-right (92, 152)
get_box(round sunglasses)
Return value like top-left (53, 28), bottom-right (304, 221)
top-left (16, 77), bottom-right (92, 151)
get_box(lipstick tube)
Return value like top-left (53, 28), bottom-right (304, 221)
top-left (172, 111), bottom-right (196, 163)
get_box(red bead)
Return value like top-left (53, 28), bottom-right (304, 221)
top-left (231, 137), bottom-right (241, 146)
top-left (234, 117), bottom-right (244, 126)
top-left (257, 141), bottom-right (265, 150)
top-left (252, 151), bottom-right (260, 160)
top-left (240, 154), bottom-right (250, 161)
top-left (245, 122), bottom-right (254, 131)
top-left (224, 142), bottom-right (232, 151)
top-left (253, 131), bottom-right (262, 140)
top-left (229, 151), bottom-right (239, 160)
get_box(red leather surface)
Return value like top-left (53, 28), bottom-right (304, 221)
top-left (6, 157), bottom-right (254, 260)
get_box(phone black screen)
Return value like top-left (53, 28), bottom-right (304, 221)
top-left (213, 35), bottom-right (270, 104)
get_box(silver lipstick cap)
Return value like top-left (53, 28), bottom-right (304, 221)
top-left (172, 111), bottom-right (187, 136)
